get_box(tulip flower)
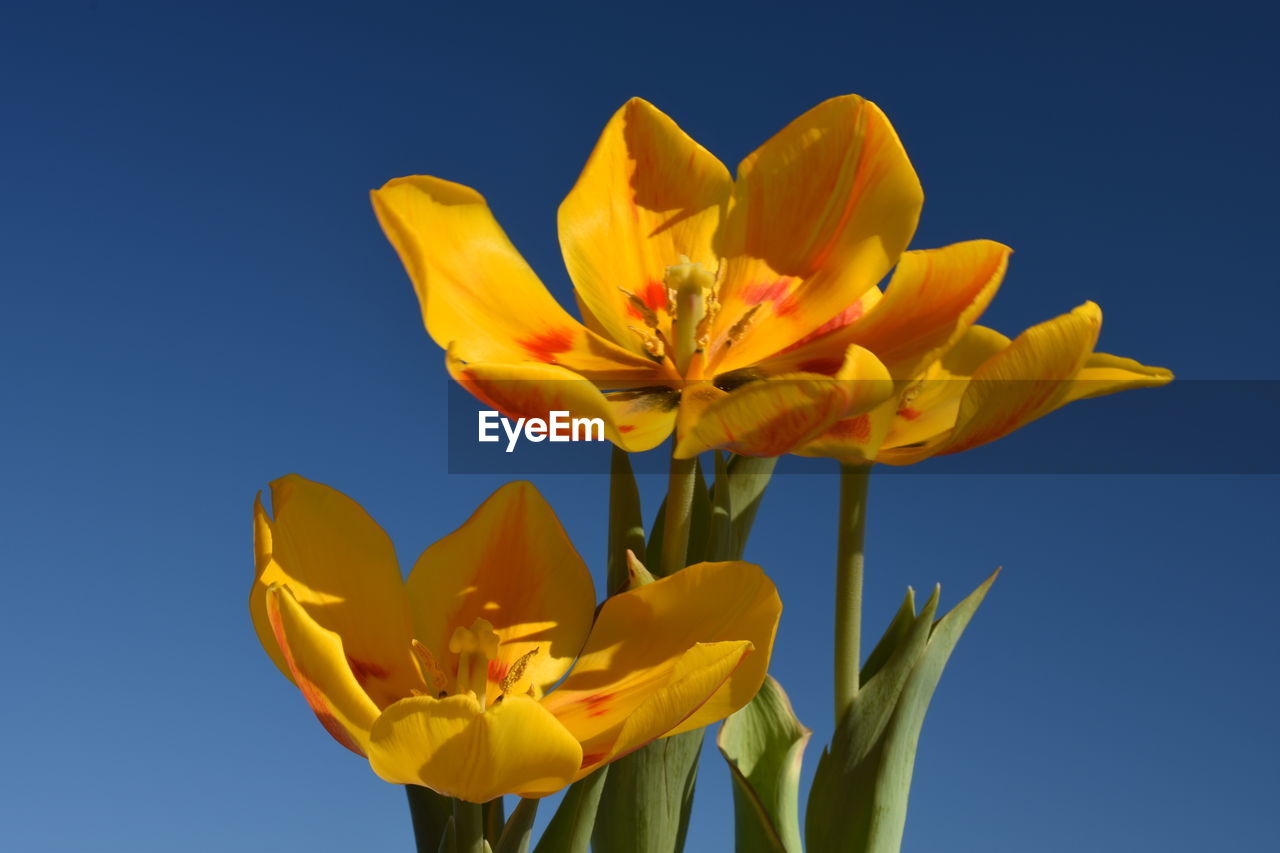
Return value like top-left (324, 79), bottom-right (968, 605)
top-left (372, 94), bottom-right (1006, 459)
top-left (250, 475), bottom-right (779, 803)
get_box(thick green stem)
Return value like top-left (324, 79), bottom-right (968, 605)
top-left (833, 462), bottom-right (872, 724)
top-left (454, 799), bottom-right (486, 853)
top-left (660, 450), bottom-right (697, 577)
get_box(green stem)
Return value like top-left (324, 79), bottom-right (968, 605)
top-left (660, 449), bottom-right (698, 577)
top-left (404, 785), bottom-right (452, 853)
top-left (454, 799), bottom-right (486, 853)
top-left (833, 462), bottom-right (872, 724)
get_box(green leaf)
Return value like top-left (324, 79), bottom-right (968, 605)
top-left (533, 768), bottom-right (609, 853)
top-left (717, 676), bottom-right (811, 853)
top-left (719, 454), bottom-right (778, 561)
top-left (706, 451), bottom-right (734, 561)
top-left (593, 729), bottom-right (704, 853)
top-left (494, 799), bottom-right (538, 853)
top-left (608, 447), bottom-right (647, 595)
top-left (436, 815), bottom-right (456, 853)
top-left (687, 457), bottom-right (713, 564)
top-left (806, 570), bottom-right (999, 853)
top-left (858, 590), bottom-right (918, 686)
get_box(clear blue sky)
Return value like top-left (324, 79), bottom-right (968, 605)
top-left (2, 1), bottom-right (1277, 850)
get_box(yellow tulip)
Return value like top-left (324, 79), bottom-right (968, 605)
top-left (791, 300), bottom-right (1173, 464)
top-left (250, 475), bottom-right (779, 803)
top-left (371, 95), bottom-right (1005, 458)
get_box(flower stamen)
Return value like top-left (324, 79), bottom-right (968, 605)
top-left (499, 647), bottom-right (540, 696)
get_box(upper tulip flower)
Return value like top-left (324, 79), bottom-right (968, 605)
top-left (372, 95), bottom-right (998, 458)
top-left (250, 476), bottom-right (779, 802)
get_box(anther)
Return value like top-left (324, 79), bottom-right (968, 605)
top-left (499, 647), bottom-right (540, 695)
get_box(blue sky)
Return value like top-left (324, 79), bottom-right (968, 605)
top-left (2, 1), bottom-right (1277, 850)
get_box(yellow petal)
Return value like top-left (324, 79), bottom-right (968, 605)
top-left (793, 401), bottom-right (900, 466)
top-left (559, 98), bottom-right (732, 351)
top-left (250, 475), bottom-right (420, 708)
top-left (266, 584), bottom-right (380, 756)
top-left (709, 95), bottom-right (923, 372)
top-left (810, 324), bottom-right (1010, 463)
top-left (1058, 352), bottom-right (1173, 404)
top-left (447, 347), bottom-right (677, 453)
top-left (942, 302), bottom-right (1103, 455)
top-left (763, 241), bottom-right (1011, 379)
top-left (367, 694), bottom-right (582, 802)
top-left (675, 345), bottom-right (893, 458)
top-left (372, 176), bottom-right (657, 381)
top-left (573, 641), bottom-right (752, 778)
top-left (406, 482), bottom-right (596, 704)
top-left (541, 561), bottom-right (780, 768)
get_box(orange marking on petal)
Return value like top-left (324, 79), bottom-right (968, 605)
top-left (487, 658), bottom-right (510, 684)
top-left (897, 406), bottom-right (921, 421)
top-left (618, 424), bottom-right (637, 434)
top-left (785, 301), bottom-right (867, 351)
top-left (580, 751), bottom-right (607, 768)
top-left (455, 371), bottom-right (524, 422)
top-left (519, 328), bottom-right (576, 363)
top-left (741, 279), bottom-right (791, 306)
top-left (267, 600), bottom-right (365, 756)
top-left (346, 655), bottom-right (388, 689)
top-left (772, 292), bottom-right (802, 318)
top-left (828, 414), bottom-right (872, 442)
top-left (796, 357), bottom-right (844, 375)
top-left (579, 692), bottom-right (612, 717)
top-left (642, 280), bottom-right (668, 311)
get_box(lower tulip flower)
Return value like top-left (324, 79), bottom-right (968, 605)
top-left (250, 475), bottom-right (780, 803)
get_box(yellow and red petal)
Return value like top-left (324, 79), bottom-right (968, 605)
top-left (675, 346), bottom-right (892, 458)
top-left (570, 641), bottom-right (753, 779)
top-left (447, 347), bottom-right (677, 453)
top-left (367, 694), bottom-right (582, 802)
top-left (250, 475), bottom-right (420, 708)
top-left (763, 241), bottom-right (1011, 379)
top-left (405, 481), bottom-right (596, 703)
top-left (558, 98), bottom-right (732, 351)
top-left (709, 95), bottom-right (923, 372)
top-left (541, 561), bottom-right (779, 763)
top-left (876, 303), bottom-right (1110, 465)
top-left (1058, 352), bottom-right (1173, 405)
top-left (372, 176), bottom-right (656, 381)
top-left (940, 301), bottom-right (1103, 455)
top-left (266, 584), bottom-right (381, 756)
top-left (793, 401), bottom-right (900, 466)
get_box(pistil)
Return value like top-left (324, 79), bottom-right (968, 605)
top-left (664, 256), bottom-right (714, 376)
top-left (448, 617), bottom-right (499, 709)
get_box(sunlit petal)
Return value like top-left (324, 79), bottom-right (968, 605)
top-left (367, 694), bottom-right (582, 802)
top-left (542, 561), bottom-right (780, 763)
top-left (251, 475), bottom-right (419, 707)
top-left (710, 95), bottom-right (923, 371)
top-left (372, 176), bottom-right (657, 381)
top-left (559, 98), bottom-right (732, 351)
top-left (266, 584), bottom-right (381, 756)
top-left (406, 482), bottom-right (596, 702)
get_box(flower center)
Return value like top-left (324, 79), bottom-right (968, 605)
top-left (411, 617), bottom-right (540, 710)
top-left (619, 257), bottom-right (762, 378)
